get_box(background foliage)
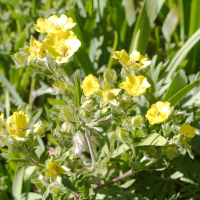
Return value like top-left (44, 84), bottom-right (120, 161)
top-left (0, 0), bottom-right (200, 199)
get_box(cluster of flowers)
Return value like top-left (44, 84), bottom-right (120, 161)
top-left (12, 14), bottom-right (81, 66)
top-left (1, 14), bottom-right (196, 198)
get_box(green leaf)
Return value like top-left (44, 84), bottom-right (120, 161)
top-left (112, 143), bottom-right (130, 158)
top-left (94, 131), bottom-right (110, 151)
top-left (167, 78), bottom-right (200, 106)
top-left (47, 98), bottom-right (66, 105)
top-left (42, 186), bottom-right (50, 200)
top-left (39, 146), bottom-right (49, 164)
top-left (8, 158), bottom-right (31, 166)
top-left (170, 171), bottom-right (184, 179)
top-left (61, 174), bottom-right (79, 192)
top-left (75, 73), bottom-right (82, 107)
top-left (162, 6), bottom-right (179, 42)
top-left (21, 192), bottom-right (42, 200)
top-left (137, 133), bottom-right (167, 146)
top-left (12, 165), bottom-right (24, 200)
top-left (0, 72), bottom-right (23, 103)
top-left (163, 70), bottom-right (187, 101)
top-left (164, 28), bottom-right (200, 83)
top-left (119, 179), bottom-right (135, 188)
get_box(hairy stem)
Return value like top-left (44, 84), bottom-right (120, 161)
top-left (27, 156), bottom-right (42, 168)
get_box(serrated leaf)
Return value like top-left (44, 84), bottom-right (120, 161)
top-left (61, 174), bottom-right (79, 192)
top-left (137, 133), bottom-right (167, 146)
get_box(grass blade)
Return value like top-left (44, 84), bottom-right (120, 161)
top-left (167, 78), bottom-right (200, 106)
top-left (0, 72), bottom-right (23, 104)
top-left (164, 28), bottom-right (200, 83)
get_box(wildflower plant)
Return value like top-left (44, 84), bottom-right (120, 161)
top-left (1, 13), bottom-right (198, 200)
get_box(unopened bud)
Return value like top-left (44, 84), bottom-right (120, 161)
top-left (165, 146), bottom-right (179, 160)
top-left (32, 120), bottom-right (45, 136)
top-left (53, 79), bottom-right (67, 94)
top-left (131, 116), bottom-right (144, 127)
top-left (60, 122), bottom-right (75, 137)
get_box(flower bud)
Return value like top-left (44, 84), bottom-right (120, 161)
top-left (60, 121), bottom-right (75, 137)
top-left (53, 79), bottom-right (67, 94)
top-left (60, 107), bottom-right (73, 121)
top-left (79, 109), bottom-right (88, 118)
top-left (116, 127), bottom-right (129, 142)
top-left (32, 119), bottom-right (45, 136)
top-left (81, 100), bottom-right (95, 111)
top-left (103, 69), bottom-right (117, 86)
top-left (118, 96), bottom-right (132, 110)
top-left (131, 115), bottom-right (144, 127)
top-left (145, 146), bottom-right (157, 158)
top-left (165, 146), bottom-right (179, 160)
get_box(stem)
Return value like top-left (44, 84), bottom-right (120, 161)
top-left (66, 170), bottom-right (133, 200)
top-left (27, 156), bottom-right (42, 168)
top-left (66, 160), bottom-right (158, 200)
top-left (85, 129), bottom-right (96, 165)
top-left (86, 116), bottom-right (113, 127)
top-left (85, 129), bottom-right (100, 186)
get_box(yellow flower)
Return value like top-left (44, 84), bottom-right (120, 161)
top-left (145, 101), bottom-right (171, 125)
top-left (24, 36), bottom-right (45, 63)
top-left (6, 111), bottom-right (29, 140)
top-left (95, 82), bottom-right (120, 106)
top-left (113, 49), bottom-right (151, 70)
top-left (81, 74), bottom-right (100, 96)
top-left (43, 31), bottom-right (81, 63)
top-left (34, 14), bottom-right (76, 33)
top-left (120, 75), bottom-right (150, 96)
top-left (45, 160), bottom-right (66, 179)
top-left (180, 123), bottom-right (195, 139)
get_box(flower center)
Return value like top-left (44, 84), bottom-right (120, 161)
top-left (127, 59), bottom-right (140, 67)
top-left (104, 91), bottom-right (114, 100)
top-left (50, 165), bottom-right (60, 174)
